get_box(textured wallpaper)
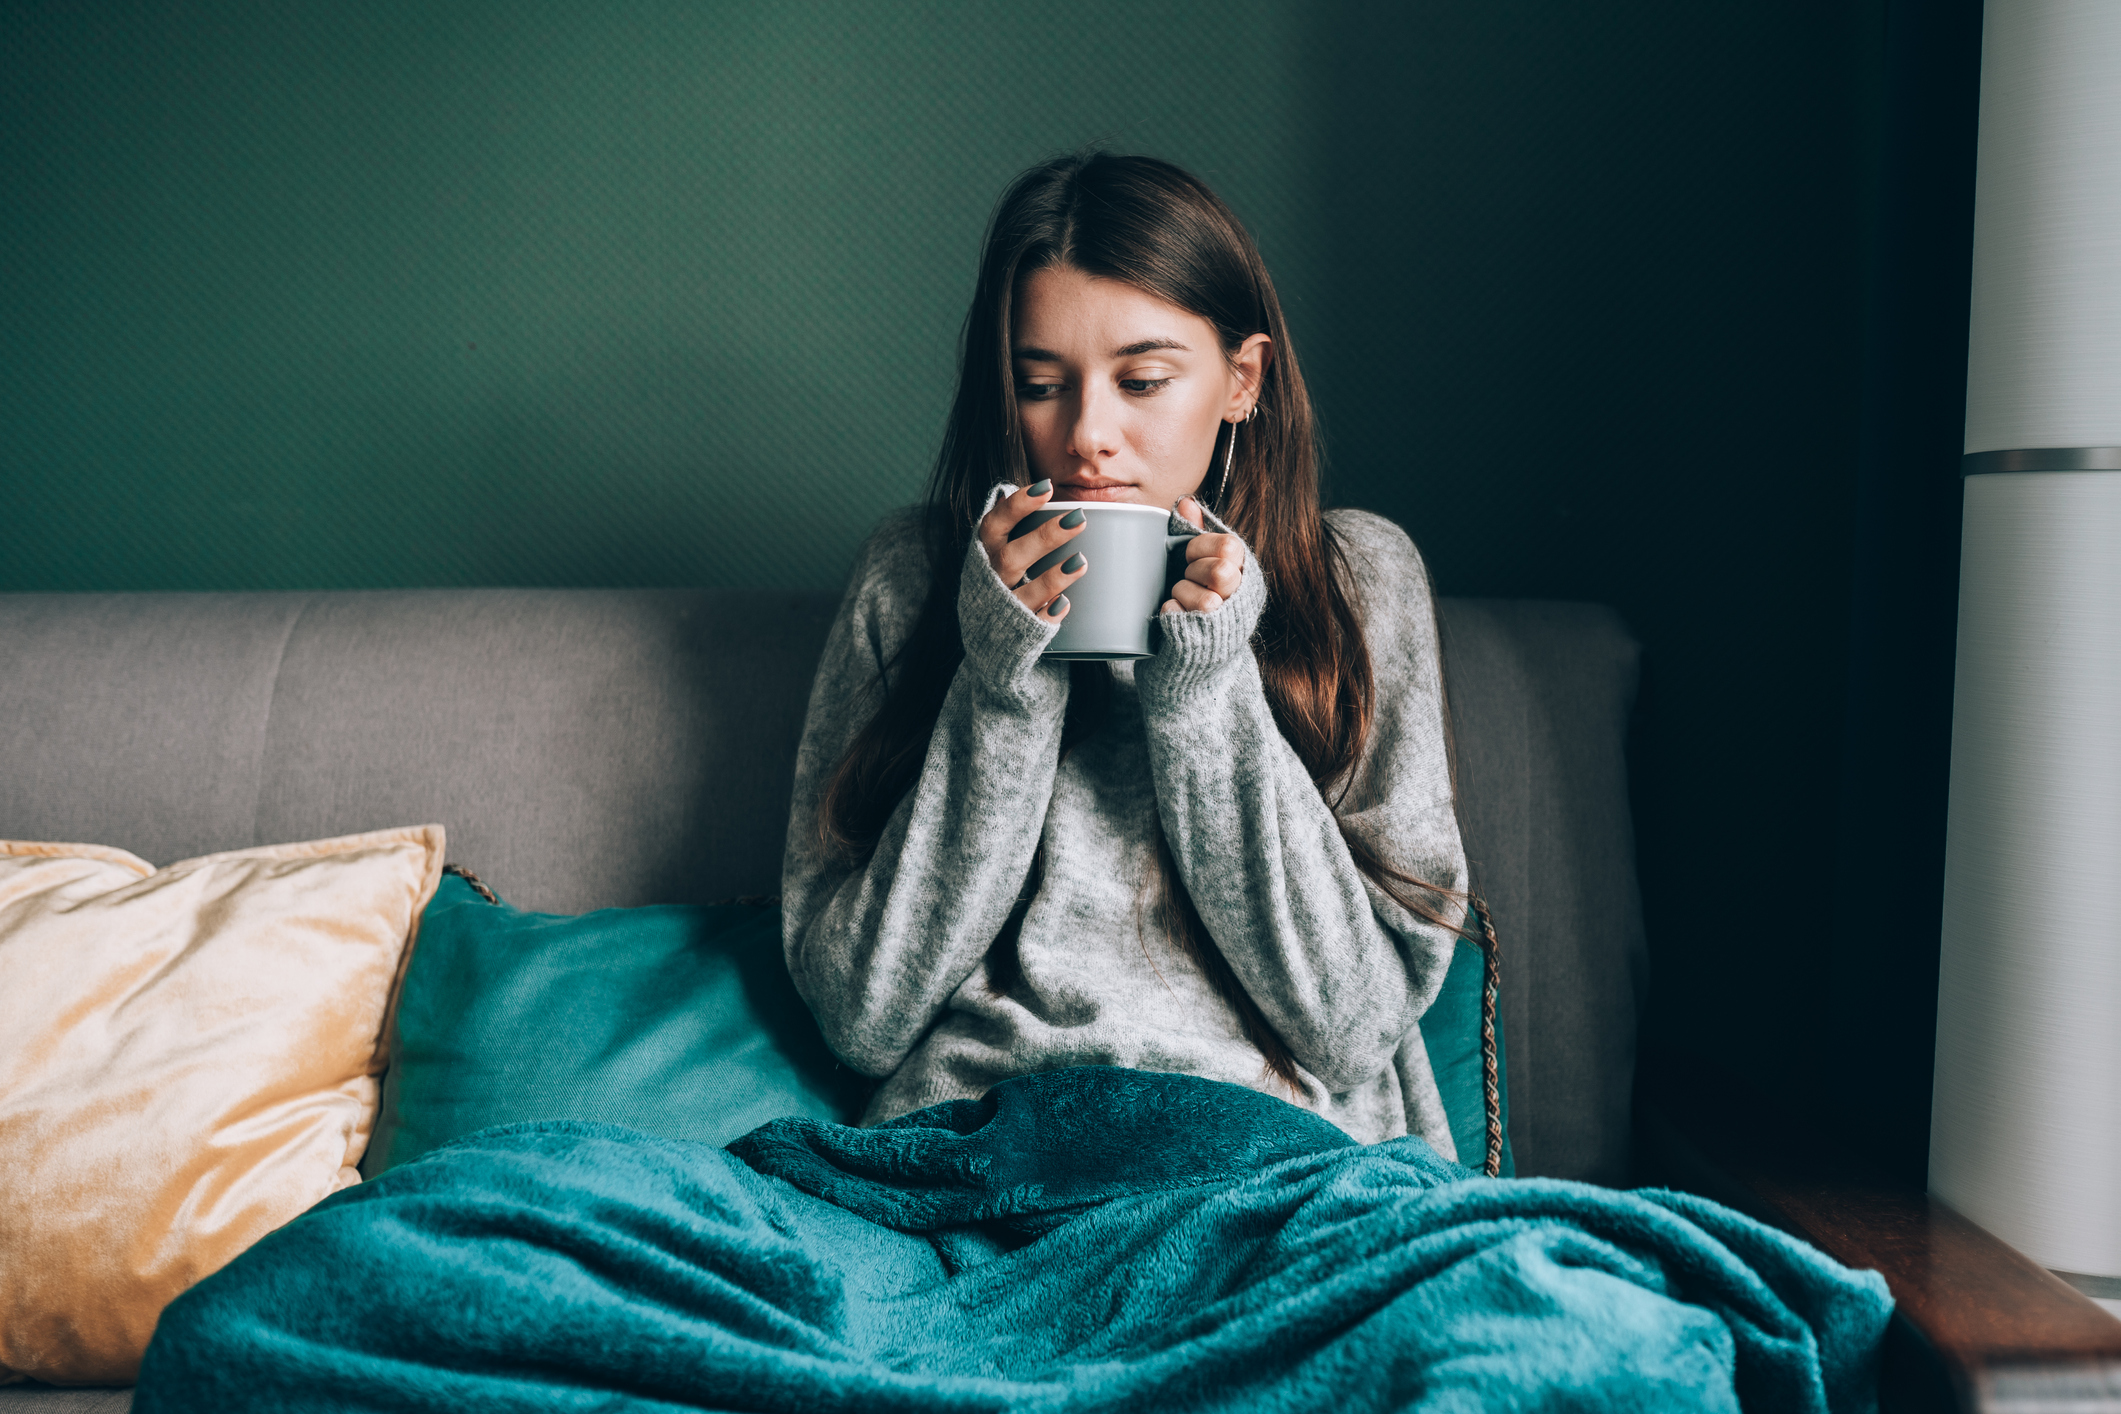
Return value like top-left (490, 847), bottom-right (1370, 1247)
top-left (3, 0), bottom-right (1345, 593)
top-left (3, 0), bottom-right (1865, 603)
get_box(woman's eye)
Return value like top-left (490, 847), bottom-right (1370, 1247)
top-left (1120, 378), bottom-right (1173, 395)
top-left (1016, 383), bottom-right (1062, 401)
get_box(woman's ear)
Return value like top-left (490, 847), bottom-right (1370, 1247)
top-left (1229, 333), bottom-right (1273, 419)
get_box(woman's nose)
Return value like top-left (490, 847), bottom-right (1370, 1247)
top-left (1065, 385), bottom-right (1122, 462)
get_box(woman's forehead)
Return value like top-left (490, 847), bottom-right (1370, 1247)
top-left (1012, 266), bottom-right (1214, 358)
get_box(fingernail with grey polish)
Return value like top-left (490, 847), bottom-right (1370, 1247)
top-left (1028, 479), bottom-right (1052, 497)
top-left (1048, 594), bottom-right (1068, 617)
top-left (1061, 553), bottom-right (1085, 574)
top-left (1058, 509), bottom-right (1084, 529)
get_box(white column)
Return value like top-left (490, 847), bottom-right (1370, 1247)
top-left (1929, 0), bottom-right (2121, 1281)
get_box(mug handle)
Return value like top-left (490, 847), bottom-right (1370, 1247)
top-left (1162, 532), bottom-right (1196, 606)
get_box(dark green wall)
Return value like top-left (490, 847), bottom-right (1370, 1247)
top-left (6, 2), bottom-right (1968, 1176)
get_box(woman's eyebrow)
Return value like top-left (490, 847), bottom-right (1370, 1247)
top-left (1011, 339), bottom-right (1193, 362)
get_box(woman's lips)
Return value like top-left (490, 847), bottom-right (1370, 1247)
top-left (1056, 481), bottom-right (1139, 502)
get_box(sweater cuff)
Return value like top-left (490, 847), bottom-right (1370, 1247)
top-left (1136, 509), bottom-right (1268, 705)
top-left (957, 482), bottom-right (1064, 705)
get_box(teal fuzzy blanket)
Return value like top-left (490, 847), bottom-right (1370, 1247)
top-left (135, 1067), bottom-right (1890, 1412)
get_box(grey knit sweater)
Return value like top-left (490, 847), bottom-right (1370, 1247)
top-left (781, 484), bottom-right (1469, 1151)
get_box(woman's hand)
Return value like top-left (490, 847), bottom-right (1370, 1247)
top-left (980, 480), bottom-right (1088, 620)
top-left (1162, 495), bottom-right (1246, 615)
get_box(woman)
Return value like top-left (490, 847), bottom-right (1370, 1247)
top-left (781, 151), bottom-right (1476, 1154)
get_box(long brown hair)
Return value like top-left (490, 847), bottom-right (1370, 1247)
top-left (818, 153), bottom-right (1473, 1087)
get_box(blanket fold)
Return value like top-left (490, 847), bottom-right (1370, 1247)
top-left (135, 1066), bottom-right (1890, 1413)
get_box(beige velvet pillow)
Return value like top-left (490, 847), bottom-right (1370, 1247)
top-left (0, 826), bottom-right (445, 1386)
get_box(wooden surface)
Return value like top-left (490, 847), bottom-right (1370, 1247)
top-left (1637, 1058), bottom-right (2121, 1413)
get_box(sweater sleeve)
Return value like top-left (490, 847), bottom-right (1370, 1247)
top-left (780, 488), bottom-right (1073, 1077)
top-left (1132, 509), bottom-right (1467, 1093)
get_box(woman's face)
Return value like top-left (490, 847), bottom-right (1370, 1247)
top-left (1011, 264), bottom-right (1269, 508)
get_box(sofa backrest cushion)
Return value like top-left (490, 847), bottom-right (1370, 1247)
top-left (0, 588), bottom-right (1644, 1183)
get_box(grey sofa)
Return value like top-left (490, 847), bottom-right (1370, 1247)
top-left (0, 587), bottom-right (1647, 1409)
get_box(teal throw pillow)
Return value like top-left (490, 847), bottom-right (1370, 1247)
top-left (367, 876), bottom-right (1509, 1178)
top-left (1423, 907), bottom-right (1515, 1176)
top-left (363, 874), bottom-right (868, 1176)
